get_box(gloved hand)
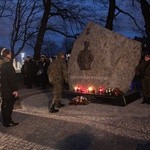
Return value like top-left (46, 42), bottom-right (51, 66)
top-left (48, 77), bottom-right (53, 83)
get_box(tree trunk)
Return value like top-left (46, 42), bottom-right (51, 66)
top-left (105, 0), bottom-right (116, 30)
top-left (34, 0), bottom-right (51, 60)
top-left (140, 0), bottom-right (150, 38)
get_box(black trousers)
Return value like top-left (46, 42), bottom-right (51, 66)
top-left (1, 97), bottom-right (15, 125)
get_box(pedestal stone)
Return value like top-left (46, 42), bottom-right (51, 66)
top-left (68, 22), bottom-right (141, 93)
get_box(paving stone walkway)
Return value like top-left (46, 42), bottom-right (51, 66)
top-left (0, 86), bottom-right (150, 150)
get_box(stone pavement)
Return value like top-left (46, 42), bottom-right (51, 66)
top-left (0, 86), bottom-right (150, 150)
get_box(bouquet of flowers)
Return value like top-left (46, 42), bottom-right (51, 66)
top-left (69, 96), bottom-right (91, 105)
top-left (105, 87), bottom-right (124, 96)
top-left (111, 87), bottom-right (124, 96)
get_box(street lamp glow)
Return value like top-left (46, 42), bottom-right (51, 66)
top-left (21, 52), bottom-right (25, 58)
top-left (21, 52), bottom-right (25, 64)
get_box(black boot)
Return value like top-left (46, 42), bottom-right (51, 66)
top-left (146, 97), bottom-right (150, 104)
top-left (56, 103), bottom-right (65, 108)
top-left (141, 97), bottom-right (147, 104)
top-left (49, 104), bottom-right (59, 113)
top-left (3, 120), bottom-right (19, 127)
top-left (141, 101), bottom-right (146, 104)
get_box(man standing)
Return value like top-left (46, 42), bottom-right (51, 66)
top-left (47, 52), bottom-right (68, 113)
top-left (136, 51), bottom-right (150, 104)
top-left (38, 55), bottom-right (49, 89)
top-left (24, 56), bottom-right (35, 89)
top-left (0, 48), bottom-right (19, 127)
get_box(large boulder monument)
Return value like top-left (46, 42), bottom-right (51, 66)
top-left (68, 22), bottom-right (141, 93)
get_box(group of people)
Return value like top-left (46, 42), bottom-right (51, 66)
top-left (21, 55), bottom-right (50, 89)
top-left (0, 48), bottom-right (68, 127)
top-left (21, 52), bottom-right (69, 113)
top-left (0, 46), bottom-right (150, 128)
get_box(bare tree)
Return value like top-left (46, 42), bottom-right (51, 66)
top-left (95, 0), bottom-right (144, 35)
top-left (132, 0), bottom-right (150, 38)
top-left (34, 0), bottom-right (51, 60)
top-left (2, 0), bottom-right (147, 60)
top-left (34, 0), bottom-right (93, 60)
top-left (10, 0), bottom-right (39, 58)
top-left (139, 0), bottom-right (150, 38)
top-left (0, 0), bottom-right (11, 18)
top-left (41, 40), bottom-right (59, 57)
top-left (61, 37), bottom-right (74, 54)
top-left (46, 2), bottom-right (87, 36)
top-left (92, 0), bottom-right (117, 29)
top-left (105, 0), bottom-right (116, 30)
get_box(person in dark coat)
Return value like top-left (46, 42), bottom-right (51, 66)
top-left (24, 56), bottom-right (35, 89)
top-left (37, 55), bottom-right (49, 89)
top-left (21, 60), bottom-right (27, 85)
top-left (0, 48), bottom-right (19, 127)
top-left (136, 51), bottom-right (150, 104)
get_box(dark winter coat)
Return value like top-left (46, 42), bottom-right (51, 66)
top-left (136, 60), bottom-right (150, 97)
top-left (1, 61), bottom-right (18, 99)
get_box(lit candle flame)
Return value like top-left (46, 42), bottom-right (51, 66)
top-left (88, 86), bottom-right (93, 92)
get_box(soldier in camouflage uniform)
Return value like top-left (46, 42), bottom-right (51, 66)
top-left (47, 52), bottom-right (68, 113)
top-left (136, 51), bottom-right (150, 104)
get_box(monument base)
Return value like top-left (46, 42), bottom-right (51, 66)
top-left (62, 90), bottom-right (141, 107)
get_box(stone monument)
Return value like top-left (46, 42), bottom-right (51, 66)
top-left (68, 22), bottom-right (141, 93)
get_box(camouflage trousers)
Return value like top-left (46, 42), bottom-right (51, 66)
top-left (51, 80), bottom-right (63, 105)
top-left (141, 77), bottom-right (150, 97)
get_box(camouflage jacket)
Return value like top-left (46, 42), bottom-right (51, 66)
top-left (47, 58), bottom-right (68, 83)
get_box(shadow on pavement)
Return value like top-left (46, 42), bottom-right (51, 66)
top-left (0, 111), bottom-right (149, 150)
top-left (55, 132), bottom-right (93, 150)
